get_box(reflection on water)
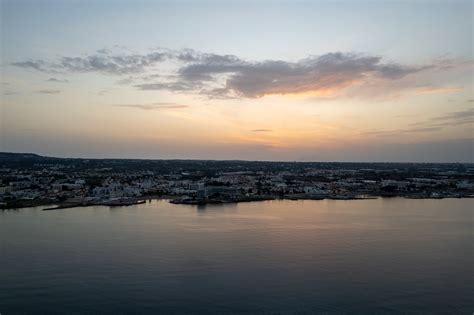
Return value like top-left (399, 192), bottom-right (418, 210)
top-left (1, 198), bottom-right (473, 314)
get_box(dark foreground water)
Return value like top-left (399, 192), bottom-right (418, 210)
top-left (1, 198), bottom-right (473, 314)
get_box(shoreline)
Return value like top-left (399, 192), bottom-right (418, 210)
top-left (1, 193), bottom-right (473, 210)
top-left (42, 199), bottom-right (147, 211)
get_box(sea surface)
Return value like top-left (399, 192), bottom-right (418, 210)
top-left (1, 198), bottom-right (473, 314)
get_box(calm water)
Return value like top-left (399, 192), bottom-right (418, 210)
top-left (1, 198), bottom-right (473, 314)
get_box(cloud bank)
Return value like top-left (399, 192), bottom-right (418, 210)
top-left (12, 48), bottom-right (467, 99)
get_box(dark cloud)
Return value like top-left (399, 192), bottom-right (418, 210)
top-left (377, 63), bottom-right (432, 79)
top-left (36, 89), bottom-right (61, 94)
top-left (155, 52), bottom-right (430, 98)
top-left (11, 60), bottom-right (49, 72)
top-left (112, 103), bottom-right (189, 110)
top-left (174, 48), bottom-right (203, 62)
top-left (46, 78), bottom-right (69, 83)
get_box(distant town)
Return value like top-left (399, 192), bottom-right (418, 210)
top-left (1, 152), bottom-right (473, 210)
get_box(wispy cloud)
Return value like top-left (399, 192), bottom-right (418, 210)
top-left (12, 60), bottom-right (50, 72)
top-left (423, 108), bottom-right (474, 127)
top-left (112, 103), bottom-right (189, 110)
top-left (3, 91), bottom-right (18, 96)
top-left (363, 126), bottom-right (443, 137)
top-left (59, 52), bottom-right (168, 75)
top-left (251, 129), bottom-right (273, 132)
top-left (46, 78), bottom-right (69, 83)
top-left (414, 86), bottom-right (463, 95)
top-left (135, 81), bottom-right (202, 92)
top-left (36, 89), bottom-right (61, 94)
top-left (12, 48), bottom-right (171, 75)
top-left (98, 91), bottom-right (106, 96)
top-left (366, 108), bottom-right (474, 137)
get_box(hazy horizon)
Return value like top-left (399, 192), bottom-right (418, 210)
top-left (1, 0), bottom-right (473, 162)
top-left (2, 148), bottom-right (474, 164)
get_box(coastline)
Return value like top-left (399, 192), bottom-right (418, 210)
top-left (1, 193), bottom-right (473, 210)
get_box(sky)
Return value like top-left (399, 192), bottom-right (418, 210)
top-left (1, 0), bottom-right (473, 162)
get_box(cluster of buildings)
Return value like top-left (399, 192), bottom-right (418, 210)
top-left (1, 156), bottom-right (473, 208)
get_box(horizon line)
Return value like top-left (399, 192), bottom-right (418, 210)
top-left (1, 151), bottom-right (473, 165)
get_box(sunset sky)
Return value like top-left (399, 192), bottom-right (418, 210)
top-left (1, 0), bottom-right (473, 162)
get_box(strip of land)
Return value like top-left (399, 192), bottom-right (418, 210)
top-left (1, 152), bottom-right (473, 210)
